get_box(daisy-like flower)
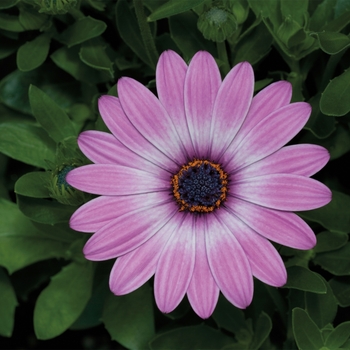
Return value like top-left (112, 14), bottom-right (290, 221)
top-left (67, 50), bottom-right (331, 318)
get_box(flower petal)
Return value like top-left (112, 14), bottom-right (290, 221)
top-left (210, 62), bottom-right (254, 160)
top-left (156, 50), bottom-right (195, 158)
top-left (83, 201), bottom-right (176, 260)
top-left (98, 95), bottom-right (177, 173)
top-left (118, 77), bottom-right (187, 165)
top-left (233, 144), bottom-right (330, 180)
top-left (69, 192), bottom-right (169, 233)
top-left (223, 102), bottom-right (311, 172)
top-left (205, 214), bottom-right (253, 309)
top-left (66, 164), bottom-right (169, 195)
top-left (218, 209), bottom-right (287, 287)
top-left (78, 130), bottom-right (164, 175)
top-left (231, 174), bottom-right (332, 211)
top-left (184, 51), bottom-right (221, 157)
top-left (226, 197), bottom-right (316, 249)
top-left (187, 217), bottom-right (219, 319)
top-left (155, 213), bottom-right (196, 314)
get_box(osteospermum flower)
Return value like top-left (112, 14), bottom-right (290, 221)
top-left (67, 50), bottom-right (331, 318)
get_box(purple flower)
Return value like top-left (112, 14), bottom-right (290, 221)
top-left (67, 50), bottom-right (331, 318)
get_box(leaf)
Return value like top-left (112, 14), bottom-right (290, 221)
top-left (34, 260), bottom-right (94, 339)
top-left (283, 266), bottom-right (327, 294)
top-left (0, 13), bottom-right (25, 32)
top-left (15, 171), bottom-right (51, 198)
top-left (323, 10), bottom-right (350, 32)
top-left (320, 68), bottom-right (350, 116)
top-left (0, 122), bottom-right (55, 169)
top-left (316, 31), bottom-right (350, 54)
top-left (329, 276), bottom-right (350, 307)
top-left (102, 285), bottom-right (155, 350)
top-left (325, 321), bottom-right (350, 348)
top-left (0, 268), bottom-right (18, 337)
top-left (0, 0), bottom-right (19, 9)
top-left (149, 324), bottom-right (233, 350)
top-left (59, 16), bottom-right (107, 47)
top-left (17, 33), bottom-right (51, 72)
top-left (29, 85), bottom-right (77, 143)
top-left (309, 0), bottom-right (336, 31)
top-left (292, 308), bottom-right (324, 350)
top-left (18, 4), bottom-right (49, 30)
top-left (314, 231), bottom-right (348, 253)
top-left (250, 312), bottom-right (272, 350)
top-left (148, 0), bottom-right (206, 21)
top-left (0, 35), bottom-right (19, 59)
top-left (280, 0), bottom-right (308, 25)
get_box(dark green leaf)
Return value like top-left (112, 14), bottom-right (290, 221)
top-left (0, 36), bottom-right (19, 59)
top-left (329, 276), bottom-right (350, 307)
top-left (292, 308), bottom-right (324, 350)
top-left (250, 312), bottom-right (272, 350)
top-left (0, 13), bottom-right (25, 32)
top-left (323, 10), bottom-right (350, 32)
top-left (314, 231), bottom-right (348, 253)
top-left (0, 268), bottom-right (18, 337)
top-left (0, 0), bottom-right (19, 9)
top-left (0, 122), bottom-right (55, 169)
top-left (34, 260), bottom-right (94, 339)
top-left (280, 0), bottom-right (308, 25)
top-left (325, 321), bottom-right (350, 348)
top-left (148, 0), bottom-right (206, 21)
top-left (283, 266), bottom-right (327, 294)
top-left (59, 16), bottom-right (107, 47)
top-left (15, 171), bottom-right (51, 198)
top-left (309, 0), bottom-right (336, 31)
top-left (18, 4), bottom-right (49, 30)
top-left (316, 31), bottom-right (350, 54)
top-left (102, 285), bottom-right (155, 350)
top-left (247, 0), bottom-right (281, 29)
top-left (29, 85), bottom-right (77, 143)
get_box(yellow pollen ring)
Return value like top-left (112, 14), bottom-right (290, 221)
top-left (171, 159), bottom-right (228, 213)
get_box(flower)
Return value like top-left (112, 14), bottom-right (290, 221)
top-left (66, 50), bottom-right (331, 318)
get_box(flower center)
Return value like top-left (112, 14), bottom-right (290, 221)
top-left (171, 159), bottom-right (228, 213)
top-left (57, 165), bottom-right (75, 191)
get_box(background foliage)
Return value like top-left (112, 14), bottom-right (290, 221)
top-left (1, 0), bottom-right (350, 349)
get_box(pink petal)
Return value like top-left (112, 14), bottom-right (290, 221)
top-left (98, 95), bottom-right (177, 173)
top-left (226, 197), bottom-right (316, 249)
top-left (210, 62), bottom-right (254, 160)
top-left (83, 201), bottom-right (176, 260)
top-left (205, 214), bottom-right (253, 309)
top-left (233, 144), bottom-right (330, 180)
top-left (231, 174), bottom-right (332, 211)
top-left (66, 164), bottom-right (169, 195)
top-left (155, 213), bottom-right (196, 314)
top-left (222, 102), bottom-right (311, 172)
top-left (109, 218), bottom-right (176, 295)
top-left (78, 130), bottom-right (164, 176)
top-left (187, 218), bottom-right (219, 319)
top-left (70, 192), bottom-right (169, 233)
top-left (118, 77), bottom-right (187, 165)
top-left (218, 209), bottom-right (287, 287)
top-left (156, 50), bottom-right (195, 158)
top-left (184, 51), bottom-right (221, 157)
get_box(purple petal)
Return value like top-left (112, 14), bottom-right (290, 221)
top-left (98, 95), bottom-right (177, 173)
top-left (184, 51), bottom-right (221, 157)
top-left (205, 214), bottom-right (253, 309)
top-left (187, 218), bottom-right (219, 319)
top-left (66, 164), bottom-right (169, 195)
top-left (83, 201), bottom-right (176, 260)
top-left (210, 62), bottom-right (254, 160)
top-left (156, 50), bottom-right (195, 158)
top-left (118, 77), bottom-right (187, 165)
top-left (218, 209), bottom-right (287, 287)
top-left (233, 144), bottom-right (330, 180)
top-left (70, 192), bottom-right (169, 233)
top-left (222, 102), bottom-right (311, 172)
top-left (78, 130), bottom-right (164, 176)
top-left (231, 174), bottom-right (332, 211)
top-left (226, 197), bottom-right (316, 249)
top-left (155, 214), bottom-right (196, 314)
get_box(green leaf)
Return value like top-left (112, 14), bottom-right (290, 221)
top-left (305, 277), bottom-right (338, 328)
top-left (292, 308), bottom-right (324, 350)
top-left (325, 321), bottom-right (350, 348)
top-left (0, 122), bottom-right (55, 169)
top-left (148, 0), bottom-right (206, 21)
top-left (299, 191), bottom-right (350, 234)
top-left (320, 68), bottom-right (350, 116)
top-left (102, 285), bottom-right (155, 350)
top-left (59, 16), bottom-right (107, 47)
top-left (314, 231), bottom-right (348, 253)
top-left (18, 4), bottom-right (49, 30)
top-left (280, 0), bottom-right (308, 25)
top-left (149, 324), bottom-right (233, 350)
top-left (329, 276), bottom-right (350, 307)
top-left (323, 10), bottom-right (350, 32)
top-left (316, 31), bottom-right (350, 54)
top-left (0, 0), bottom-right (19, 9)
top-left (0, 13), bottom-right (25, 32)
top-left (17, 33), bottom-right (51, 72)
top-left (314, 242), bottom-right (350, 275)
top-left (0, 268), bottom-right (18, 337)
top-left (283, 266), bottom-right (327, 293)
top-left (15, 171), bottom-right (51, 198)
top-left (29, 85), bottom-right (77, 143)
top-left (250, 312), bottom-right (272, 350)
top-left (34, 260), bottom-right (94, 339)
top-left (309, 0), bottom-right (336, 31)
top-left (0, 199), bottom-right (69, 273)
top-left (0, 35), bottom-right (19, 59)
top-left (247, 0), bottom-right (281, 29)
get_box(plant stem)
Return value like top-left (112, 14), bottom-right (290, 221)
top-left (217, 41), bottom-right (230, 76)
